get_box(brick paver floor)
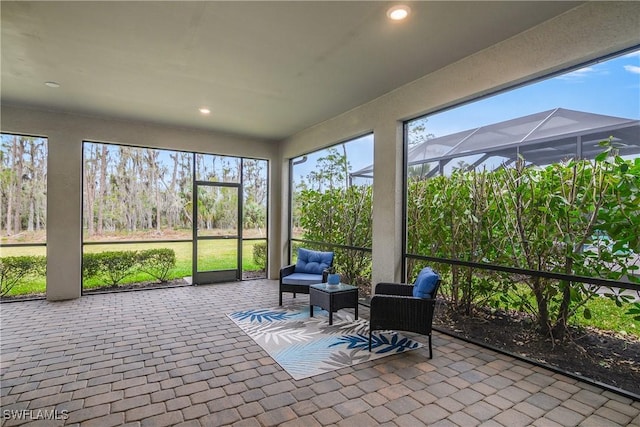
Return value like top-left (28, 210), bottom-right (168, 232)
top-left (1, 280), bottom-right (639, 426)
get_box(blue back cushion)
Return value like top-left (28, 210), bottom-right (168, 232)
top-left (294, 248), bottom-right (334, 275)
top-left (412, 267), bottom-right (440, 299)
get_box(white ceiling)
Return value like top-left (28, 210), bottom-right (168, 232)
top-left (1, 1), bottom-right (580, 141)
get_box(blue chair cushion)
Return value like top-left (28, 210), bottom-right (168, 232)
top-left (412, 267), bottom-right (440, 299)
top-left (281, 272), bottom-right (324, 285)
top-left (294, 248), bottom-right (334, 275)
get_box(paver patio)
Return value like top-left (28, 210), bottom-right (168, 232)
top-left (1, 279), bottom-right (639, 426)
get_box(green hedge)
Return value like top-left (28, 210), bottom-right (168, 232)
top-left (405, 140), bottom-right (639, 337)
top-left (0, 256), bottom-right (46, 296)
top-left (83, 249), bottom-right (177, 286)
top-left (296, 140), bottom-right (639, 338)
top-left (137, 249), bottom-right (176, 282)
top-left (252, 242), bottom-right (267, 271)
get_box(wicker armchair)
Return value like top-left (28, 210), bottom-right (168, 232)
top-left (279, 248), bottom-right (333, 306)
top-left (368, 277), bottom-right (441, 358)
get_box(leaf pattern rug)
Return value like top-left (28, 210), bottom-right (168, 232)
top-left (227, 305), bottom-right (423, 380)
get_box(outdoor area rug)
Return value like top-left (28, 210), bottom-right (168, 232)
top-left (227, 304), bottom-right (423, 380)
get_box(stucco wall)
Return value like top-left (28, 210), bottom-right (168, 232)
top-left (2, 1), bottom-right (638, 299)
top-left (0, 107), bottom-right (280, 300)
top-left (279, 1), bottom-right (640, 286)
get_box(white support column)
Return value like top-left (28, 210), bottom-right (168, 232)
top-left (371, 120), bottom-right (404, 289)
top-left (270, 153), bottom-right (287, 279)
top-left (46, 133), bottom-right (82, 300)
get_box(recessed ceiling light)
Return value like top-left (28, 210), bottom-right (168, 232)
top-left (199, 108), bottom-right (210, 115)
top-left (44, 81), bottom-right (60, 88)
top-left (387, 5), bottom-right (410, 21)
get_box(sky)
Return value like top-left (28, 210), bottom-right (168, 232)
top-left (424, 49), bottom-right (640, 138)
top-left (292, 134), bottom-right (374, 186)
top-left (292, 48), bottom-right (640, 184)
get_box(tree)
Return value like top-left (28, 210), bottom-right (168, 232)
top-left (243, 159), bottom-right (267, 205)
top-left (79, 145), bottom-right (269, 240)
top-left (406, 117), bottom-right (436, 180)
top-left (242, 159), bottom-right (267, 232)
top-left (406, 139), bottom-right (639, 339)
top-left (97, 144), bottom-right (109, 235)
top-left (1, 135), bottom-right (47, 239)
top-left (295, 146), bottom-right (373, 288)
top-left (407, 117), bottom-right (435, 147)
top-left (84, 144), bottom-right (98, 236)
top-left (306, 148), bottom-right (350, 192)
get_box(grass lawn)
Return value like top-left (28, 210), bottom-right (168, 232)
top-left (570, 296), bottom-right (639, 338)
top-left (2, 239), bottom-right (265, 295)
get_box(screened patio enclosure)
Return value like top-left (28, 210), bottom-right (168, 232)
top-left (351, 108), bottom-right (640, 179)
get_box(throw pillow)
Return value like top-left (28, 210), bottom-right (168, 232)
top-left (412, 267), bottom-right (440, 299)
top-left (294, 248), bottom-right (334, 275)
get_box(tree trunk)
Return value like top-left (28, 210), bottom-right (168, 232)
top-left (553, 257), bottom-right (575, 338)
top-left (26, 141), bottom-right (36, 232)
top-left (168, 153), bottom-right (178, 229)
top-left (148, 150), bottom-right (161, 233)
top-left (35, 140), bottom-right (46, 233)
top-left (27, 199), bottom-right (35, 232)
top-left (463, 266), bottom-right (473, 316)
top-left (97, 144), bottom-right (108, 235)
top-left (532, 277), bottom-right (551, 335)
top-left (84, 145), bottom-right (97, 236)
top-left (13, 138), bottom-right (25, 234)
top-left (5, 137), bottom-right (17, 235)
top-left (0, 180), bottom-right (4, 236)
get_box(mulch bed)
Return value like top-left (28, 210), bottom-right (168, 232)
top-left (433, 302), bottom-right (640, 397)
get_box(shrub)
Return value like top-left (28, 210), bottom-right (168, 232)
top-left (1, 256), bottom-right (46, 296)
top-left (253, 242), bottom-right (267, 271)
top-left (93, 251), bottom-right (138, 286)
top-left (291, 241), bottom-right (303, 259)
top-left (137, 248), bottom-right (176, 282)
top-left (298, 186), bottom-right (372, 288)
top-left (406, 139), bottom-right (639, 338)
top-left (82, 253), bottom-right (102, 280)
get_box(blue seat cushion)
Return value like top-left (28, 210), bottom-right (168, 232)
top-left (294, 248), bottom-right (334, 275)
top-left (281, 272), bottom-right (324, 286)
top-left (412, 267), bottom-right (440, 299)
